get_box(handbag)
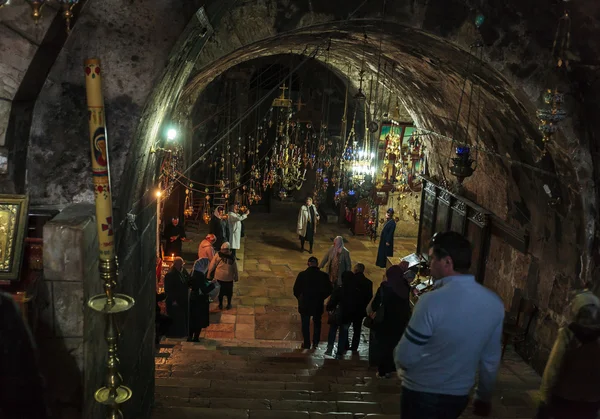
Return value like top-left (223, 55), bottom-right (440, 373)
top-left (328, 303), bottom-right (343, 325)
top-left (363, 288), bottom-right (385, 329)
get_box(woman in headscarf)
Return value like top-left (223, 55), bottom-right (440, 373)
top-left (163, 257), bottom-right (191, 337)
top-left (187, 258), bottom-right (218, 342)
top-left (325, 271), bottom-right (362, 359)
top-left (198, 234), bottom-right (217, 260)
top-left (207, 242), bottom-right (239, 310)
top-left (319, 236), bottom-right (352, 287)
top-left (536, 287), bottom-right (600, 419)
top-left (209, 206), bottom-right (229, 251)
top-left (368, 262), bottom-right (413, 378)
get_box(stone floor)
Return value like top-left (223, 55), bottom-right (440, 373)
top-left (178, 201), bottom-right (417, 343)
top-left (154, 201), bottom-right (542, 418)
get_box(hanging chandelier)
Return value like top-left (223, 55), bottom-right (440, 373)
top-left (25, 0), bottom-right (80, 32)
top-left (535, 9), bottom-right (570, 156)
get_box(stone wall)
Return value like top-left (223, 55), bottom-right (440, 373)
top-left (41, 203), bottom-right (156, 418)
top-left (41, 204), bottom-right (103, 419)
top-left (377, 191), bottom-right (421, 239)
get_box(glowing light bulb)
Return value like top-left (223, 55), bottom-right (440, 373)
top-left (167, 128), bottom-right (177, 141)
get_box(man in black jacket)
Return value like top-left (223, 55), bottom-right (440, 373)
top-left (293, 256), bottom-right (333, 349)
top-left (349, 263), bottom-right (373, 351)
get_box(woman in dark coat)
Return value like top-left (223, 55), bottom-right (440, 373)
top-left (325, 271), bottom-right (362, 359)
top-left (187, 258), bottom-right (217, 342)
top-left (376, 208), bottom-right (396, 268)
top-left (369, 262), bottom-right (412, 378)
top-left (164, 257), bottom-right (191, 337)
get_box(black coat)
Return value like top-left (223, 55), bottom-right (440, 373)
top-left (164, 223), bottom-right (186, 256)
top-left (0, 292), bottom-right (48, 418)
top-left (326, 280), bottom-right (363, 325)
top-left (293, 267), bottom-right (332, 316)
top-left (371, 283), bottom-right (411, 345)
top-left (209, 214), bottom-right (229, 250)
top-left (188, 271), bottom-right (216, 333)
top-left (164, 269), bottom-right (190, 337)
top-left (354, 273), bottom-right (374, 320)
top-left (376, 219), bottom-right (396, 267)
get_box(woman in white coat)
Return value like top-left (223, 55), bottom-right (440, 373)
top-left (228, 203), bottom-right (249, 259)
top-left (297, 196), bottom-right (320, 254)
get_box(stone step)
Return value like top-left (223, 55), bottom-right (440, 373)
top-left (162, 361), bottom-right (375, 375)
top-left (156, 386), bottom-right (399, 403)
top-left (154, 394), bottom-right (394, 413)
top-left (155, 377), bottom-right (402, 395)
top-left (151, 406), bottom-right (399, 419)
top-left (161, 370), bottom-right (402, 386)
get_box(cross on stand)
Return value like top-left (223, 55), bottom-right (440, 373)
top-left (279, 84), bottom-right (288, 99)
top-left (296, 96), bottom-right (306, 111)
top-left (102, 216), bottom-right (114, 236)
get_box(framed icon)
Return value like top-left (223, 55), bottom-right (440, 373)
top-left (0, 194), bottom-right (29, 282)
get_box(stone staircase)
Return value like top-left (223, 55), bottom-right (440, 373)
top-left (152, 343), bottom-right (401, 419)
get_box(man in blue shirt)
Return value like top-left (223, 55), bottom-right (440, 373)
top-left (395, 231), bottom-right (504, 418)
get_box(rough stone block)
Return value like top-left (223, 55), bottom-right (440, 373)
top-left (43, 204), bottom-right (97, 282)
top-left (0, 24), bottom-right (38, 100)
top-left (53, 281), bottom-right (84, 337)
top-left (0, 100), bottom-right (10, 148)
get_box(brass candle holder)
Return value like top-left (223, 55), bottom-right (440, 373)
top-left (84, 58), bottom-right (134, 418)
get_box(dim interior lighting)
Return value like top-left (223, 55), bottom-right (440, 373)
top-left (166, 128), bottom-right (177, 141)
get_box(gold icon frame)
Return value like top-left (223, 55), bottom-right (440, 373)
top-left (0, 194), bottom-right (29, 282)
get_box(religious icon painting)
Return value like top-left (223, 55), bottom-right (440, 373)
top-left (0, 194), bottom-right (29, 282)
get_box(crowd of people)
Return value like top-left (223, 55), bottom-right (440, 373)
top-left (155, 199), bottom-right (600, 419)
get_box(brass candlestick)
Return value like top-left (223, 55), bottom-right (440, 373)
top-left (84, 58), bottom-right (134, 418)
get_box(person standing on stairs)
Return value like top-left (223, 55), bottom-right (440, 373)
top-left (535, 287), bottom-right (600, 419)
top-left (207, 242), bottom-right (239, 310)
top-left (293, 256), bottom-right (333, 349)
top-left (164, 216), bottom-right (191, 257)
top-left (368, 262), bottom-right (412, 378)
top-left (209, 206), bottom-right (229, 251)
top-left (198, 233), bottom-right (217, 260)
top-left (297, 196), bottom-right (319, 254)
top-left (228, 203), bottom-right (249, 260)
top-left (348, 263), bottom-right (373, 352)
top-left (163, 257), bottom-right (191, 337)
top-left (325, 271), bottom-right (362, 359)
top-left (376, 208), bottom-right (396, 268)
top-left (394, 232), bottom-right (504, 419)
top-left (320, 236), bottom-right (352, 287)
top-left (187, 258), bottom-right (218, 342)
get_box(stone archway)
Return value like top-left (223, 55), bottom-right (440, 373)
top-left (1, 0), bottom-right (599, 416)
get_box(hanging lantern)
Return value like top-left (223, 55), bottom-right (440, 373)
top-left (449, 146), bottom-right (476, 184)
top-left (27, 0), bottom-right (46, 23)
top-left (58, 0), bottom-right (80, 32)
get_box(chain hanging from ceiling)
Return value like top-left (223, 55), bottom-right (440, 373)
top-left (448, 14), bottom-right (486, 189)
top-left (535, 8), bottom-right (571, 157)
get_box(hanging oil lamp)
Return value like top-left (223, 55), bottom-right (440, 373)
top-left (449, 145), bottom-right (475, 184)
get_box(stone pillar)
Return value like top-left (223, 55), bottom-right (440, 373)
top-left (40, 203), bottom-right (104, 419)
